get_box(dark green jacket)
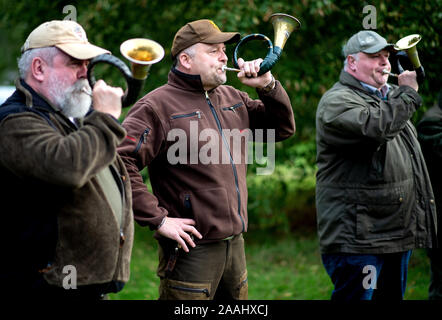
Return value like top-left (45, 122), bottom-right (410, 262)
top-left (417, 104), bottom-right (442, 243)
top-left (0, 80), bottom-right (134, 289)
top-left (315, 70), bottom-right (437, 254)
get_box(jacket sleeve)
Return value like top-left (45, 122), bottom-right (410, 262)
top-left (0, 111), bottom-right (126, 188)
top-left (318, 85), bottom-right (422, 146)
top-left (240, 80), bottom-right (295, 142)
top-left (117, 99), bottom-right (168, 229)
top-left (417, 106), bottom-right (442, 158)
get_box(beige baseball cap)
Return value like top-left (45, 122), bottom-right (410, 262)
top-left (171, 19), bottom-right (240, 59)
top-left (21, 20), bottom-right (110, 60)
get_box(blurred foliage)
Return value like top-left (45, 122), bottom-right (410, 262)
top-left (247, 140), bottom-right (317, 232)
top-left (1, 0), bottom-right (440, 232)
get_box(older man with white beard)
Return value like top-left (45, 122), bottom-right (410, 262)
top-left (0, 20), bottom-right (134, 299)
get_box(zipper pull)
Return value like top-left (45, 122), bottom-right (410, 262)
top-left (166, 246), bottom-right (179, 274)
top-left (143, 129), bottom-right (149, 143)
top-left (184, 194), bottom-right (191, 209)
top-left (204, 91), bottom-right (209, 99)
top-left (230, 106), bottom-right (236, 113)
top-left (120, 230), bottom-right (126, 248)
top-left (196, 111), bottom-right (201, 119)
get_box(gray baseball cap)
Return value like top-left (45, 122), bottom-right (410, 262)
top-left (343, 30), bottom-right (394, 56)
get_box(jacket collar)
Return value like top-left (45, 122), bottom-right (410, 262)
top-left (8, 79), bottom-right (79, 129)
top-left (359, 82), bottom-right (390, 100)
top-left (15, 78), bottom-right (60, 113)
top-left (339, 70), bottom-right (368, 92)
top-left (168, 67), bottom-right (206, 92)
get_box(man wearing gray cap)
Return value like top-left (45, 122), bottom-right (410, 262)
top-left (315, 30), bottom-right (437, 300)
top-left (118, 19), bottom-right (295, 300)
top-left (0, 20), bottom-right (134, 298)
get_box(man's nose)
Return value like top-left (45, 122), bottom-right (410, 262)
top-left (219, 50), bottom-right (228, 62)
top-left (380, 56), bottom-right (389, 65)
top-left (77, 61), bottom-right (89, 79)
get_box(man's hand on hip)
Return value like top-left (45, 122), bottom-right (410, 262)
top-left (157, 217), bottom-right (203, 252)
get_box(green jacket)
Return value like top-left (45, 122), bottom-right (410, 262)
top-left (315, 70), bottom-right (437, 254)
top-left (0, 80), bottom-right (134, 289)
top-left (417, 103), bottom-right (442, 242)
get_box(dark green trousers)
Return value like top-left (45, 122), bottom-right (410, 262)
top-left (157, 234), bottom-right (248, 300)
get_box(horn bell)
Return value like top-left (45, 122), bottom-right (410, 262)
top-left (394, 34), bottom-right (422, 69)
top-left (270, 13), bottom-right (301, 50)
top-left (120, 38), bottom-right (165, 80)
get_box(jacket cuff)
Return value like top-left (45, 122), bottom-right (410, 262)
top-left (256, 75), bottom-right (276, 93)
top-left (156, 216), bottom-right (166, 230)
top-left (256, 79), bottom-right (280, 98)
top-left (397, 85), bottom-right (423, 109)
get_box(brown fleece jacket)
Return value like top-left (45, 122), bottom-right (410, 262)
top-left (118, 68), bottom-right (295, 242)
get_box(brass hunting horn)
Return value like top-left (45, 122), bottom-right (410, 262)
top-left (394, 34), bottom-right (425, 84)
top-left (232, 13), bottom-right (301, 76)
top-left (87, 38), bottom-right (165, 107)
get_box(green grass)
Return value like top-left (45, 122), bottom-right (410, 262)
top-left (110, 224), bottom-right (431, 300)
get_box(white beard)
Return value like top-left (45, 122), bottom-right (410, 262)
top-left (47, 75), bottom-right (92, 118)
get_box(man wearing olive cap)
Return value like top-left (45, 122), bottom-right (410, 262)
top-left (315, 30), bottom-right (437, 300)
top-left (118, 19), bottom-right (295, 300)
top-left (0, 20), bottom-right (134, 298)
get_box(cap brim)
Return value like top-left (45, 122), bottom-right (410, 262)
top-left (363, 43), bottom-right (395, 54)
top-left (202, 32), bottom-right (240, 45)
top-left (56, 42), bottom-right (110, 60)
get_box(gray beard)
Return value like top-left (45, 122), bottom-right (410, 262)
top-left (48, 76), bottom-right (92, 118)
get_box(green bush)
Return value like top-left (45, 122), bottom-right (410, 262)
top-left (247, 138), bottom-right (317, 233)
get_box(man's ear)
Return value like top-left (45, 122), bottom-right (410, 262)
top-left (347, 55), bottom-right (357, 72)
top-left (178, 53), bottom-right (192, 70)
top-left (29, 57), bottom-right (47, 82)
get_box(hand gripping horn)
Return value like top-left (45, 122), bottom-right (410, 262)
top-left (232, 13), bottom-right (301, 76)
top-left (87, 38), bottom-right (164, 107)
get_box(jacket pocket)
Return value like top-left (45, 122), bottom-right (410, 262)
top-left (236, 270), bottom-right (248, 300)
top-left (133, 128), bottom-right (150, 153)
top-left (171, 110), bottom-right (203, 120)
top-left (183, 194), bottom-right (192, 217)
top-left (161, 278), bottom-right (211, 300)
top-left (355, 203), bottom-right (404, 241)
top-left (222, 102), bottom-right (244, 113)
top-left (347, 182), bottom-right (413, 241)
top-left (180, 188), bottom-right (231, 240)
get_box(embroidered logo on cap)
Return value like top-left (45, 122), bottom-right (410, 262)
top-left (361, 35), bottom-right (375, 45)
top-left (72, 25), bottom-right (87, 41)
top-left (208, 20), bottom-right (221, 32)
